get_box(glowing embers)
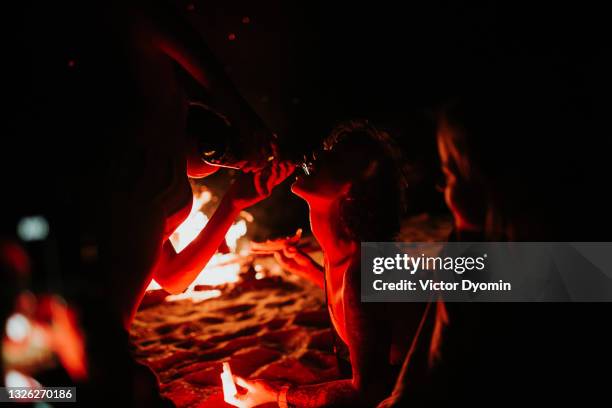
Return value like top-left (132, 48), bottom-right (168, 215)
top-left (165, 289), bottom-right (222, 303)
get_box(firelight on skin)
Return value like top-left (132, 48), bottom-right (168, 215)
top-left (151, 163), bottom-right (293, 298)
top-left (242, 122), bottom-right (436, 407)
top-left (57, 0), bottom-right (285, 332)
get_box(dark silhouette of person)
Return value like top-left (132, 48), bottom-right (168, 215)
top-left (11, 1), bottom-right (291, 405)
top-left (379, 70), bottom-right (612, 406)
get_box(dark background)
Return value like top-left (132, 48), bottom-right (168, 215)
top-left (3, 3), bottom-right (611, 404)
top-left (4, 0), bottom-right (611, 242)
top-left (178, 0), bottom-right (611, 237)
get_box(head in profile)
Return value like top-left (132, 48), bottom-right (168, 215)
top-left (436, 103), bottom-right (488, 236)
top-left (292, 120), bottom-right (407, 243)
top-left (436, 84), bottom-right (569, 240)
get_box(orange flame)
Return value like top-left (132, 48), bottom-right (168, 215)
top-left (146, 188), bottom-right (250, 300)
top-left (221, 362), bottom-right (238, 404)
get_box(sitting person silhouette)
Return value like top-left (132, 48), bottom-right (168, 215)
top-left (228, 121), bottom-right (430, 408)
top-left (377, 83), bottom-right (612, 406)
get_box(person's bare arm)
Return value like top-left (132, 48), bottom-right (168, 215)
top-left (280, 261), bottom-right (394, 407)
top-left (153, 163), bottom-right (293, 294)
top-left (153, 193), bottom-right (240, 294)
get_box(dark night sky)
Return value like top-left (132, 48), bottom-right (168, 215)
top-left (5, 1), bottom-right (611, 236)
top-left (181, 1), bottom-right (609, 142)
top-left (178, 1), bottom-right (610, 236)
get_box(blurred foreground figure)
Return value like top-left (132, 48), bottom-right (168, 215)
top-left (12, 1), bottom-right (288, 405)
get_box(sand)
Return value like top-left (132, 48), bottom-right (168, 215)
top-left (130, 214), bottom-right (451, 407)
top-left (131, 261), bottom-right (343, 408)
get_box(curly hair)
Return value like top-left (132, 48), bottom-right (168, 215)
top-left (324, 120), bottom-right (408, 242)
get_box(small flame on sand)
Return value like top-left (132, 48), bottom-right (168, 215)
top-left (165, 290), bottom-right (221, 303)
top-left (146, 189), bottom-right (249, 300)
top-left (221, 362), bottom-right (239, 404)
top-left (169, 190), bottom-right (212, 253)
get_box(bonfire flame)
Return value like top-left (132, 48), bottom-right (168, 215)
top-left (221, 362), bottom-right (239, 404)
top-left (146, 187), bottom-right (250, 301)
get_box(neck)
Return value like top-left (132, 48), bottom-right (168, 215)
top-left (308, 201), bottom-right (357, 268)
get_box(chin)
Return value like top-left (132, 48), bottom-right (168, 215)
top-left (291, 177), bottom-right (304, 196)
top-left (291, 175), bottom-right (314, 201)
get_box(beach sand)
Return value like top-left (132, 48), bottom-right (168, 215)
top-left (130, 214), bottom-right (451, 407)
top-left (131, 261), bottom-right (342, 408)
